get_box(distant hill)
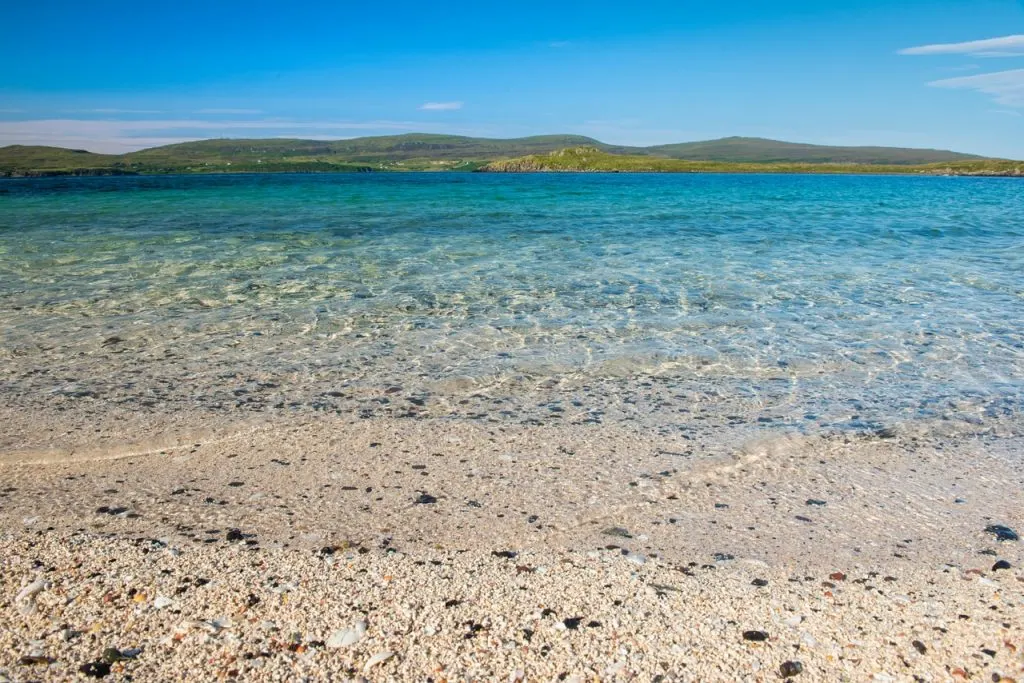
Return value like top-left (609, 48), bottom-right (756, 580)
top-left (0, 133), bottom-right (1005, 177)
top-left (628, 136), bottom-right (984, 165)
top-left (481, 146), bottom-right (1024, 177)
top-left (0, 145), bottom-right (126, 176)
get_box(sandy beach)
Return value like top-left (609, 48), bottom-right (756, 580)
top-left (1, 408), bottom-right (1022, 681)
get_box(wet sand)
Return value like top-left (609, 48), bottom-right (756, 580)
top-left (1, 411), bottom-right (1022, 680)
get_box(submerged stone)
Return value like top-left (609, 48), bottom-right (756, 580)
top-left (985, 525), bottom-right (1019, 542)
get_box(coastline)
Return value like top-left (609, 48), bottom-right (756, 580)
top-left (2, 413), bottom-right (1022, 680)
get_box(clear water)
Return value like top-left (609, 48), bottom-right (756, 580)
top-left (1, 173), bottom-right (1022, 442)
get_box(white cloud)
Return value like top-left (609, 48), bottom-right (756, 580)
top-left (899, 34), bottom-right (1024, 58)
top-left (929, 69), bottom-right (1024, 107)
top-left (418, 101), bottom-right (463, 111)
top-left (87, 108), bottom-right (165, 114)
top-left (0, 118), bottom-right (439, 153)
top-left (195, 108), bottom-right (264, 115)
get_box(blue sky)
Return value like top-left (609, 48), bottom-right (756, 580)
top-left (1, 0), bottom-right (1022, 157)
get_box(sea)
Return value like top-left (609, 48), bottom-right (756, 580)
top-left (1, 172), bottom-right (1022, 450)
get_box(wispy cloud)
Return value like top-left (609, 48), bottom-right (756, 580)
top-left (194, 108), bottom-right (263, 115)
top-left (929, 69), bottom-right (1024, 107)
top-left (418, 101), bottom-right (463, 111)
top-left (87, 108), bottom-right (165, 114)
top-left (989, 108), bottom-right (1022, 117)
top-left (899, 34), bottom-right (1024, 58)
top-left (0, 118), bottom-right (440, 153)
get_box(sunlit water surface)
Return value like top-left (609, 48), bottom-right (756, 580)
top-left (1, 173), bottom-right (1022, 445)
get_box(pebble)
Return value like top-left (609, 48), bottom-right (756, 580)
top-left (603, 527), bottom-right (633, 538)
top-left (79, 661), bottom-right (112, 678)
top-left (363, 651), bottom-right (395, 672)
top-left (805, 499), bottom-right (827, 507)
top-left (992, 560), bottom-right (1011, 571)
top-left (414, 493), bottom-right (438, 504)
top-left (15, 577), bottom-right (48, 614)
top-left (624, 552), bottom-right (647, 566)
top-left (742, 630), bottom-right (769, 642)
top-left (985, 525), bottom-right (1018, 542)
top-left (327, 620), bottom-right (367, 648)
top-left (780, 660), bottom-right (804, 677)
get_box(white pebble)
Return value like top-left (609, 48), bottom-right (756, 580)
top-left (327, 620), bottom-right (367, 648)
top-left (363, 651), bottom-right (394, 671)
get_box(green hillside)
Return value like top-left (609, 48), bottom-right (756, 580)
top-left (480, 146), bottom-right (1024, 176)
top-left (0, 134), bottom-right (1012, 177)
top-left (0, 145), bottom-right (126, 176)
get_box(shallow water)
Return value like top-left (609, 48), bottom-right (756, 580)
top-left (1, 173), bottom-right (1022, 445)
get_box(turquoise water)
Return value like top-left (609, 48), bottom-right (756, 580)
top-left (1, 173), bottom-right (1022, 441)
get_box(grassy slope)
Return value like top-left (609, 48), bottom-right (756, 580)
top-left (480, 147), bottom-right (1024, 176)
top-left (0, 145), bottom-right (125, 175)
top-left (0, 134), bottom-right (1012, 177)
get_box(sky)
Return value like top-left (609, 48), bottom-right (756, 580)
top-left (0, 0), bottom-right (1022, 157)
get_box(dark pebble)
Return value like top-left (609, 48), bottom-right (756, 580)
top-left (805, 499), bottom-right (827, 507)
top-left (751, 578), bottom-right (769, 587)
top-left (563, 617), bottom-right (583, 630)
top-left (492, 550), bottom-right (518, 559)
top-left (985, 525), bottom-right (1019, 542)
top-left (714, 503), bottom-right (729, 509)
top-left (713, 553), bottom-right (734, 561)
top-left (246, 593), bottom-right (260, 607)
top-left (912, 640), bottom-right (927, 654)
top-left (603, 527), bottom-right (632, 538)
top-left (228, 481), bottom-right (244, 487)
top-left (992, 560), bottom-right (1012, 571)
top-left (780, 660), bottom-right (804, 677)
top-left (742, 630), bottom-right (769, 642)
top-left (226, 529), bottom-right (244, 542)
top-left (414, 493), bottom-right (438, 504)
top-left (80, 661), bottom-right (112, 678)
top-left (795, 515), bottom-right (813, 522)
